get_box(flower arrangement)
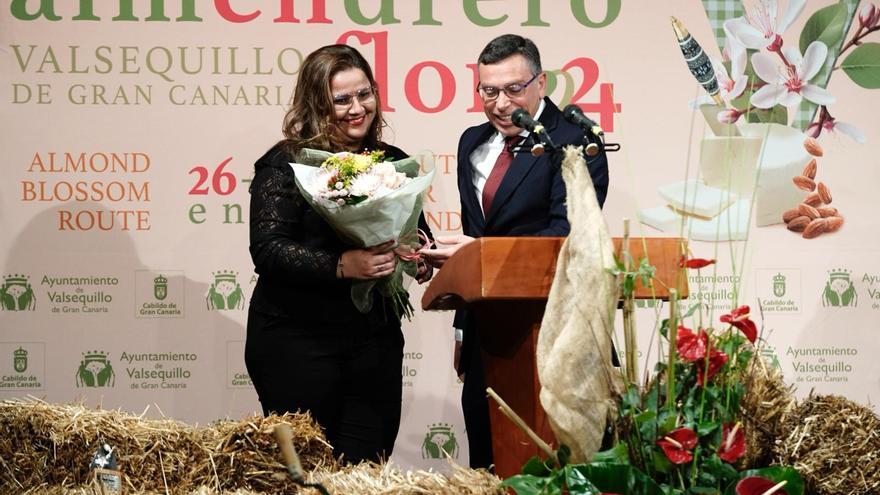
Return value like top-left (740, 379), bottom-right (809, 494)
top-left (501, 256), bottom-right (804, 495)
top-left (315, 150), bottom-right (410, 206)
top-left (290, 148), bottom-right (434, 320)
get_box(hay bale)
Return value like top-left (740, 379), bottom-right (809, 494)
top-left (0, 398), bottom-right (335, 493)
top-left (0, 398), bottom-right (502, 494)
top-left (773, 394), bottom-right (880, 495)
top-left (739, 351), bottom-right (796, 468)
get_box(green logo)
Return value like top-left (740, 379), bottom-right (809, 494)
top-left (773, 273), bottom-right (786, 297)
top-left (635, 299), bottom-right (659, 308)
top-left (822, 269), bottom-right (857, 307)
top-left (206, 270), bottom-right (245, 310)
top-left (76, 351), bottom-right (115, 388)
top-left (1, 274), bottom-right (36, 311)
top-left (421, 423), bottom-right (459, 459)
top-left (13, 347), bottom-right (28, 373)
top-left (154, 274), bottom-right (168, 300)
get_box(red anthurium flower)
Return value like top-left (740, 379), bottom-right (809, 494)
top-left (679, 255), bottom-right (716, 269)
top-left (676, 326), bottom-right (708, 362)
top-left (720, 305), bottom-right (758, 343)
top-left (719, 422), bottom-right (746, 463)
top-left (656, 427), bottom-right (698, 464)
top-left (736, 476), bottom-right (789, 495)
top-left (696, 349), bottom-right (729, 386)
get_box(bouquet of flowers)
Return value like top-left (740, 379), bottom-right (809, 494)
top-left (290, 148), bottom-right (434, 320)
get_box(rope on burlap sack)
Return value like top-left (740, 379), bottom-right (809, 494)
top-left (536, 145), bottom-right (624, 463)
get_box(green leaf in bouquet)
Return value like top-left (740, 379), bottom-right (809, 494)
top-left (659, 318), bottom-right (670, 339)
top-left (722, 466), bottom-right (805, 495)
top-left (798, 3), bottom-right (848, 56)
top-left (583, 463), bottom-right (667, 495)
top-left (842, 43), bottom-right (880, 89)
top-left (682, 302), bottom-right (704, 319)
top-left (651, 449), bottom-right (673, 475)
top-left (622, 383), bottom-right (643, 411)
top-left (691, 485), bottom-right (720, 494)
top-left (657, 409), bottom-right (679, 436)
top-left (591, 442), bottom-right (631, 464)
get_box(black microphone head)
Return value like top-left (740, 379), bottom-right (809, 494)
top-left (510, 108), bottom-right (530, 128)
top-left (562, 104), bottom-right (583, 123)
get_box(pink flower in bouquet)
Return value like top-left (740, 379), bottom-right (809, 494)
top-left (736, 476), bottom-right (789, 495)
top-left (750, 42), bottom-right (835, 109)
top-left (719, 422), bottom-right (746, 463)
top-left (718, 108), bottom-right (744, 124)
top-left (679, 256), bottom-right (715, 269)
top-left (859, 3), bottom-right (880, 29)
top-left (676, 326), bottom-right (708, 362)
top-left (721, 305), bottom-right (758, 343)
top-left (657, 427), bottom-right (698, 464)
top-left (723, 0), bottom-right (806, 51)
top-left (697, 348), bottom-right (729, 386)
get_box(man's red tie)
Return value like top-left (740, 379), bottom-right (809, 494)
top-left (481, 135), bottom-right (523, 216)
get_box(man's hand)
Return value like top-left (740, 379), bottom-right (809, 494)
top-left (420, 234), bottom-right (475, 268)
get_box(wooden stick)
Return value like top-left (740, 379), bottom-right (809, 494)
top-left (486, 387), bottom-right (558, 466)
top-left (621, 218), bottom-right (638, 384)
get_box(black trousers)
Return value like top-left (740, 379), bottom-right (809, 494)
top-left (245, 308), bottom-right (404, 464)
top-left (459, 325), bottom-right (495, 470)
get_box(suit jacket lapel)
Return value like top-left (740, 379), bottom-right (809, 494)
top-left (484, 98), bottom-right (561, 227)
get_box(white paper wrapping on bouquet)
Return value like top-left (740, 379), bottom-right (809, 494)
top-left (290, 157), bottom-right (434, 248)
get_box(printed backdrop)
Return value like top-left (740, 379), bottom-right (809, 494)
top-left (2, 0), bottom-right (878, 471)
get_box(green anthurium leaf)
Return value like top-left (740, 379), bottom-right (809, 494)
top-left (583, 463), bottom-right (666, 495)
top-left (657, 410), bottom-right (679, 435)
top-left (799, 3), bottom-right (848, 56)
top-left (841, 43), bottom-right (880, 89)
top-left (636, 410), bottom-right (658, 440)
top-left (591, 442), bottom-right (631, 464)
top-left (564, 465), bottom-right (602, 494)
top-left (499, 474), bottom-right (552, 494)
top-left (521, 455), bottom-right (552, 477)
top-left (696, 419), bottom-right (720, 437)
top-left (723, 466), bottom-right (805, 495)
top-left (651, 449), bottom-right (673, 474)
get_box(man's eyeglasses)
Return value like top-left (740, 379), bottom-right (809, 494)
top-left (477, 73), bottom-right (540, 101)
top-left (332, 87), bottom-right (376, 108)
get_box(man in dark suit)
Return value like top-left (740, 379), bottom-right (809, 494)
top-left (421, 34), bottom-right (609, 469)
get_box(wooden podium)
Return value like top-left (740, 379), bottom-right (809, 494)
top-left (421, 237), bottom-right (687, 479)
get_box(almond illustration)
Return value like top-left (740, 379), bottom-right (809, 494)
top-left (783, 208), bottom-right (801, 223)
top-left (803, 192), bottom-right (822, 207)
top-left (802, 218), bottom-right (827, 239)
top-left (817, 182), bottom-right (832, 204)
top-left (792, 175), bottom-right (816, 192)
top-left (787, 216), bottom-right (810, 232)
top-left (802, 159), bottom-right (817, 179)
top-left (803, 137), bottom-right (823, 157)
top-left (825, 216), bottom-right (844, 232)
top-left (817, 206), bottom-right (838, 218)
top-left (798, 203), bottom-right (820, 219)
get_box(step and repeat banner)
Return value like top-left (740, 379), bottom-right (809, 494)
top-left (2, 1), bottom-right (878, 470)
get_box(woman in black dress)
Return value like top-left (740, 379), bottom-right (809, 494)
top-left (245, 44), bottom-right (430, 464)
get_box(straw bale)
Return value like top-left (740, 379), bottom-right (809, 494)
top-left (0, 398), bottom-right (502, 494)
top-left (739, 351), bottom-right (796, 468)
top-left (0, 398), bottom-right (334, 493)
top-left (773, 394), bottom-right (880, 495)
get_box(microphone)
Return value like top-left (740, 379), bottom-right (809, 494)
top-left (562, 104), bottom-right (604, 137)
top-left (511, 108), bottom-right (557, 152)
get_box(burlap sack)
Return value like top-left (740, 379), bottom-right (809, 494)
top-left (536, 145), bottom-right (623, 463)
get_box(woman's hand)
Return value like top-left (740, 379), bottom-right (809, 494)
top-left (337, 240), bottom-right (397, 280)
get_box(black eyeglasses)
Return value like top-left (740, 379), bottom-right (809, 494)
top-left (477, 73), bottom-right (540, 101)
top-left (332, 87), bottom-right (376, 108)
